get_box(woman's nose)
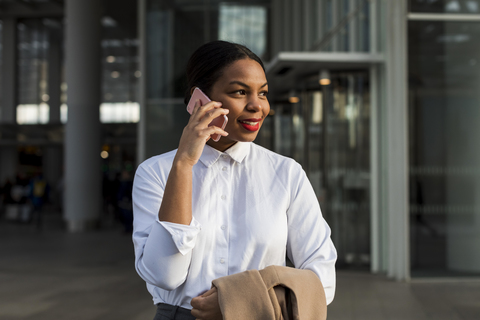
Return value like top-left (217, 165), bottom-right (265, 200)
top-left (246, 97), bottom-right (263, 112)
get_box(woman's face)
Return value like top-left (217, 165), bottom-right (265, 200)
top-left (207, 58), bottom-right (270, 151)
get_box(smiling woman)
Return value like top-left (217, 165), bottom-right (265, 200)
top-left (205, 58), bottom-right (270, 151)
top-left (132, 41), bottom-right (337, 320)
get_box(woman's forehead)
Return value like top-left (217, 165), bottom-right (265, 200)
top-left (219, 59), bottom-right (267, 85)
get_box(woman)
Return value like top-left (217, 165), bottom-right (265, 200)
top-left (132, 41), bottom-right (336, 320)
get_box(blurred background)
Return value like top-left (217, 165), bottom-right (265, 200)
top-left (0, 0), bottom-right (480, 319)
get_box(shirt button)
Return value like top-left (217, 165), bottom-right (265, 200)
top-left (221, 225), bottom-right (226, 230)
top-left (221, 195), bottom-right (226, 200)
top-left (222, 167), bottom-right (227, 171)
top-left (220, 258), bottom-right (225, 264)
top-left (222, 155), bottom-right (228, 159)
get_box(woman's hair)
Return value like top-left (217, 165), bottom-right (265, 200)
top-left (184, 41), bottom-right (265, 105)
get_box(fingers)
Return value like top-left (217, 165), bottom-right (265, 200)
top-left (201, 287), bottom-right (217, 297)
top-left (190, 290), bottom-right (221, 320)
top-left (175, 100), bottom-right (228, 165)
top-left (190, 296), bottom-right (205, 319)
top-left (189, 101), bottom-right (227, 125)
top-left (184, 121), bottom-right (228, 143)
top-left (201, 125), bottom-right (229, 140)
top-left (191, 99), bottom-right (221, 116)
top-left (191, 296), bottom-right (202, 309)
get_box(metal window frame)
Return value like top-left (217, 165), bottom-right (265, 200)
top-left (408, 13), bottom-right (480, 21)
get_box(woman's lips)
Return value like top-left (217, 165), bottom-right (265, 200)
top-left (238, 119), bottom-right (261, 131)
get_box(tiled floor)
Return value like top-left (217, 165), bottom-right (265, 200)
top-left (328, 271), bottom-right (480, 320)
top-left (1, 213), bottom-right (479, 320)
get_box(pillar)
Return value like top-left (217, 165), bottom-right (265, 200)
top-left (384, 0), bottom-right (409, 280)
top-left (64, 0), bottom-right (102, 232)
top-left (1, 18), bottom-right (17, 124)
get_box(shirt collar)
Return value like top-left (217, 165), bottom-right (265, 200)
top-left (199, 142), bottom-right (251, 167)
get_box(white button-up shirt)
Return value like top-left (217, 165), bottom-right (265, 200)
top-left (132, 142), bottom-right (336, 309)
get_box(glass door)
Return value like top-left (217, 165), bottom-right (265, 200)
top-left (272, 71), bottom-right (372, 269)
top-left (322, 72), bottom-right (371, 268)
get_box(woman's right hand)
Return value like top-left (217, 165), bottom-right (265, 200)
top-left (175, 100), bottom-right (229, 167)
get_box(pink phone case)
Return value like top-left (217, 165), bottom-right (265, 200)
top-left (186, 88), bottom-right (228, 142)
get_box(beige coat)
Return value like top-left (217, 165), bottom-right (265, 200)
top-left (212, 265), bottom-right (327, 320)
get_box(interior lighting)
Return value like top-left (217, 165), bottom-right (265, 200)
top-left (42, 94), bottom-right (50, 102)
top-left (111, 71), bottom-right (120, 78)
top-left (101, 16), bottom-right (117, 27)
top-left (319, 69), bottom-right (331, 86)
top-left (106, 55), bottom-right (116, 63)
top-left (134, 70), bottom-right (142, 78)
top-left (101, 151), bottom-right (109, 159)
top-left (288, 90), bottom-right (299, 104)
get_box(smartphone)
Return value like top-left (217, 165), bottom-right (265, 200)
top-left (186, 87), bottom-right (228, 142)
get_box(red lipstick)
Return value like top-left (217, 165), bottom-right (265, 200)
top-left (238, 118), bottom-right (262, 131)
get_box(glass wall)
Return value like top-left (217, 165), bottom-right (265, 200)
top-left (17, 19), bottom-right (50, 124)
top-left (324, 72), bottom-right (370, 267)
top-left (268, 72), bottom-right (371, 268)
top-left (15, 13), bottom-right (140, 125)
top-left (144, 0), bottom-right (270, 158)
top-left (101, 11), bottom-right (140, 123)
top-left (272, 0), bottom-right (371, 54)
top-left (218, 4), bottom-right (267, 57)
top-left (409, 19), bottom-right (480, 276)
top-left (410, 0), bottom-right (480, 14)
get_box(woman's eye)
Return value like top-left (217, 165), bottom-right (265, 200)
top-left (230, 90), bottom-right (246, 96)
top-left (260, 91), bottom-right (269, 97)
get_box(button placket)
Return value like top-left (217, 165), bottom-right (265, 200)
top-left (216, 157), bottom-right (230, 275)
top-left (215, 155), bottom-right (231, 275)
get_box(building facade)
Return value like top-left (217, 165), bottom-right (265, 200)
top-left (1, 0), bottom-right (479, 280)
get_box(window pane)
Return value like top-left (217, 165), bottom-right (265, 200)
top-left (410, 0), bottom-right (480, 14)
top-left (325, 73), bottom-right (371, 267)
top-left (17, 19), bottom-right (49, 124)
top-left (218, 4), bottom-right (267, 57)
top-left (409, 20), bottom-right (480, 276)
top-left (101, 7), bottom-right (139, 123)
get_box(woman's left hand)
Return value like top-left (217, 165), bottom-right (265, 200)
top-left (190, 287), bottom-right (222, 320)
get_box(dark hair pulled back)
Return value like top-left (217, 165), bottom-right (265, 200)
top-left (184, 41), bottom-right (265, 105)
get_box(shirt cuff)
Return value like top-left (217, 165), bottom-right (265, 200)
top-left (158, 217), bottom-right (202, 255)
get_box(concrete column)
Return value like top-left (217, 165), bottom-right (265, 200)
top-left (384, 0), bottom-right (409, 281)
top-left (1, 18), bottom-right (17, 124)
top-left (64, 0), bottom-right (102, 232)
top-left (48, 28), bottom-right (62, 124)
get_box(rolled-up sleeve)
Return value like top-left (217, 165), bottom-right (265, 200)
top-left (132, 162), bottom-right (201, 291)
top-left (286, 165), bottom-right (337, 305)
